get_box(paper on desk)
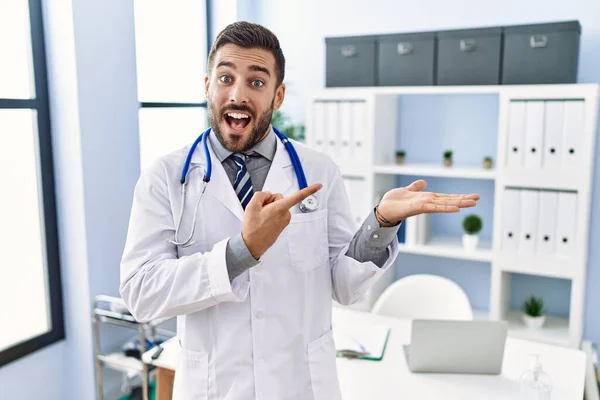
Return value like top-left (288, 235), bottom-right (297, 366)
top-left (333, 323), bottom-right (390, 360)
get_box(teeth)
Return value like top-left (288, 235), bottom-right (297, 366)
top-left (227, 112), bottom-right (249, 119)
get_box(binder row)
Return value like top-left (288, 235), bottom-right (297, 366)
top-left (501, 188), bottom-right (577, 256)
top-left (312, 100), bottom-right (367, 163)
top-left (506, 100), bottom-right (585, 169)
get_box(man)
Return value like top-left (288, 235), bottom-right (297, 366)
top-left (120, 21), bottom-right (479, 400)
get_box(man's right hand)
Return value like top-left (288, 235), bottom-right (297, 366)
top-left (242, 183), bottom-right (323, 260)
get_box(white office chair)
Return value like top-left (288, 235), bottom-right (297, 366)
top-left (371, 274), bottom-right (473, 320)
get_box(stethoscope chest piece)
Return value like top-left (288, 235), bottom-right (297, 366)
top-left (299, 195), bottom-right (318, 213)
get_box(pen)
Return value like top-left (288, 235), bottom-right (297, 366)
top-left (347, 334), bottom-right (366, 353)
top-left (151, 345), bottom-right (164, 360)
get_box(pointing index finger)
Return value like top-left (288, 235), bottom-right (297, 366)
top-left (278, 183), bottom-right (323, 210)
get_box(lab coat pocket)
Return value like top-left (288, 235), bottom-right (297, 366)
top-left (172, 347), bottom-right (209, 400)
top-left (287, 209), bottom-right (329, 271)
top-left (307, 329), bottom-right (342, 400)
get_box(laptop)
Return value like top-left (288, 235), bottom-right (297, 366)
top-left (403, 319), bottom-right (508, 374)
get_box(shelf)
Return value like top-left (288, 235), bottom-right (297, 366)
top-left (373, 163), bottom-right (496, 180)
top-left (501, 169), bottom-right (579, 191)
top-left (398, 235), bottom-right (493, 262)
top-left (496, 253), bottom-right (576, 280)
top-left (97, 352), bottom-right (147, 373)
top-left (312, 83), bottom-right (599, 99)
top-left (474, 309), bottom-right (570, 347)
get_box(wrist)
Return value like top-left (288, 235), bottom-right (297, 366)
top-left (241, 232), bottom-right (261, 260)
top-left (374, 205), bottom-right (399, 227)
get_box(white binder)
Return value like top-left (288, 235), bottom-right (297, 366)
top-left (542, 101), bottom-right (564, 170)
top-left (524, 101), bottom-right (545, 169)
top-left (416, 214), bottom-right (430, 245)
top-left (561, 100), bottom-right (585, 169)
top-left (556, 191), bottom-right (577, 257)
top-left (506, 101), bottom-right (526, 168)
top-left (405, 216), bottom-right (418, 246)
top-left (518, 189), bottom-right (539, 254)
top-left (325, 102), bottom-right (339, 158)
top-left (536, 190), bottom-right (558, 255)
top-left (501, 188), bottom-right (521, 252)
top-left (312, 102), bottom-right (326, 153)
top-left (351, 101), bottom-right (367, 164)
top-left (338, 101), bottom-right (353, 163)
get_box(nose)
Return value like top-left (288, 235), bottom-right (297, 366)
top-left (229, 81), bottom-right (249, 104)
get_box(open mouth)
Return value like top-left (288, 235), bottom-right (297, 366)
top-left (224, 111), bottom-right (252, 132)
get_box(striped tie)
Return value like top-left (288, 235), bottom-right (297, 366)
top-left (232, 153), bottom-right (254, 209)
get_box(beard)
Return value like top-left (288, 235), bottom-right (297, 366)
top-left (208, 98), bottom-right (274, 153)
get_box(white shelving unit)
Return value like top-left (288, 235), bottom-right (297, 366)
top-left (373, 163), bottom-right (497, 180)
top-left (307, 83), bottom-right (599, 348)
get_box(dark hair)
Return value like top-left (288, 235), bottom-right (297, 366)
top-left (207, 21), bottom-right (285, 86)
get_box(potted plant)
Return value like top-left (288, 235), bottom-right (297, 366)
top-left (270, 109), bottom-right (305, 142)
top-left (462, 214), bottom-right (482, 251)
top-left (395, 150), bottom-right (405, 165)
top-left (483, 156), bottom-right (493, 169)
top-left (443, 150), bottom-right (453, 167)
top-left (521, 296), bottom-right (546, 329)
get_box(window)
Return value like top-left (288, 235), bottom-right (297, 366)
top-left (0, 0), bottom-right (64, 367)
top-left (133, 0), bottom-right (213, 169)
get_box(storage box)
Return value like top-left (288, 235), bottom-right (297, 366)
top-left (502, 21), bottom-right (581, 84)
top-left (377, 32), bottom-right (436, 86)
top-left (325, 35), bottom-right (377, 87)
top-left (436, 27), bottom-right (502, 85)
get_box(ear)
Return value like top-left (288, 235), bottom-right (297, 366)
top-left (273, 83), bottom-right (286, 110)
top-left (204, 74), bottom-right (210, 98)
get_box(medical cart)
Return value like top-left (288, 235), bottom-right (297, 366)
top-left (92, 295), bottom-right (174, 400)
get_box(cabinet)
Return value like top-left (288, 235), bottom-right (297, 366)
top-left (306, 84), bottom-right (599, 348)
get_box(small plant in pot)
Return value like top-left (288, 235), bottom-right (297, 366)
top-left (522, 296), bottom-right (546, 329)
top-left (395, 150), bottom-right (405, 165)
top-left (462, 214), bottom-right (482, 251)
top-left (483, 156), bottom-right (493, 169)
top-left (443, 150), bottom-right (453, 167)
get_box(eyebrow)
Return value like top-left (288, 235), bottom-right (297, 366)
top-left (216, 61), bottom-right (271, 78)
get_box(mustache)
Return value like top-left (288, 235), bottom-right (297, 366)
top-left (221, 104), bottom-right (255, 118)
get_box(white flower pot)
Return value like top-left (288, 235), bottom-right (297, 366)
top-left (462, 233), bottom-right (479, 251)
top-left (522, 314), bottom-right (546, 329)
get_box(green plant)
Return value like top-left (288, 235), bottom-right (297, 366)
top-left (443, 150), bottom-right (453, 159)
top-left (396, 150), bottom-right (405, 157)
top-left (522, 296), bottom-right (545, 317)
top-left (462, 214), bottom-right (482, 234)
top-left (271, 109), bottom-right (305, 142)
top-left (484, 156), bottom-right (493, 162)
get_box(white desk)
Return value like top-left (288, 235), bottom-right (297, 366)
top-left (143, 307), bottom-right (586, 400)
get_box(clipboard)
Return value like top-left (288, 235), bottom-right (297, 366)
top-left (333, 323), bottom-right (391, 361)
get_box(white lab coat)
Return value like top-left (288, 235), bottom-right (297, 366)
top-left (120, 133), bottom-right (399, 400)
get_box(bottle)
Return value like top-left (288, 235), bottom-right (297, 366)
top-left (520, 353), bottom-right (552, 400)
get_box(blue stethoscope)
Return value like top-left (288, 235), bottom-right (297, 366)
top-left (167, 126), bottom-right (318, 248)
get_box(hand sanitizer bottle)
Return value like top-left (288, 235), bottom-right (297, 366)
top-left (520, 353), bottom-right (552, 400)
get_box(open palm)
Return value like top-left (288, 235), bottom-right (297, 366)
top-left (377, 179), bottom-right (480, 225)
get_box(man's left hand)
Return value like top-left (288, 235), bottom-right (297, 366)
top-left (375, 179), bottom-right (480, 227)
